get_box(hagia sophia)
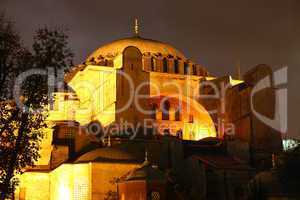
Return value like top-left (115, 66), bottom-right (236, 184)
top-left (15, 21), bottom-right (283, 200)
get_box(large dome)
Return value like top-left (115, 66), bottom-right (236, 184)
top-left (87, 36), bottom-right (186, 61)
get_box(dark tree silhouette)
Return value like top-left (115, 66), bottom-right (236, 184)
top-left (0, 14), bottom-right (25, 100)
top-left (0, 15), bottom-right (74, 199)
top-left (0, 100), bottom-right (46, 200)
top-left (23, 26), bottom-right (74, 106)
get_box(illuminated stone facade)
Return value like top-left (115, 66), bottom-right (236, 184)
top-left (48, 38), bottom-right (219, 140)
top-left (15, 35), bottom-right (282, 200)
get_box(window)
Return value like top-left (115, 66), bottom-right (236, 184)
top-left (174, 59), bottom-right (179, 73)
top-left (189, 115), bottom-right (194, 123)
top-left (175, 108), bottom-right (181, 121)
top-left (176, 129), bottom-right (183, 139)
top-left (162, 100), bottom-right (170, 120)
top-left (151, 57), bottom-right (155, 71)
top-left (163, 58), bottom-right (168, 72)
top-left (163, 129), bottom-right (170, 136)
top-left (184, 62), bottom-right (189, 74)
top-left (89, 57), bottom-right (95, 63)
top-left (193, 65), bottom-right (197, 75)
top-left (151, 104), bottom-right (158, 119)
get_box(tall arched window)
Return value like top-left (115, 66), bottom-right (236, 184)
top-left (162, 100), bottom-right (170, 120)
top-left (151, 57), bottom-right (155, 71)
top-left (176, 129), bottom-right (183, 139)
top-left (151, 104), bottom-right (158, 119)
top-left (174, 59), bottom-right (179, 73)
top-left (193, 65), bottom-right (197, 75)
top-left (189, 115), bottom-right (194, 123)
top-left (163, 58), bottom-right (168, 72)
top-left (184, 62), bottom-right (189, 75)
top-left (175, 108), bottom-right (181, 121)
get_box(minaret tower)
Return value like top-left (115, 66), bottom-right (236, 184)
top-left (134, 18), bottom-right (140, 37)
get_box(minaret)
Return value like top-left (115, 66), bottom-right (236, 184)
top-left (236, 60), bottom-right (241, 80)
top-left (134, 18), bottom-right (140, 37)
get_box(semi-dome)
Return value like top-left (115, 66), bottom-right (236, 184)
top-left (87, 36), bottom-right (186, 61)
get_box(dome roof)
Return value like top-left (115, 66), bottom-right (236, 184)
top-left (87, 36), bottom-right (186, 61)
top-left (75, 147), bottom-right (140, 163)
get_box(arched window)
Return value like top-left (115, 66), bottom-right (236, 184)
top-left (184, 62), bottom-right (189, 74)
top-left (89, 57), bottom-right (95, 63)
top-left (151, 57), bottom-right (155, 71)
top-left (175, 108), bottom-right (181, 121)
top-left (162, 100), bottom-right (170, 120)
top-left (151, 104), bottom-right (158, 119)
top-left (189, 115), bottom-right (194, 123)
top-left (193, 65), bottom-right (197, 75)
top-left (176, 129), bottom-right (183, 139)
top-left (163, 129), bottom-right (170, 136)
top-left (174, 59), bottom-right (179, 73)
top-left (163, 58), bottom-right (168, 72)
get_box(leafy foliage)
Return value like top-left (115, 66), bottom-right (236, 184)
top-left (0, 14), bottom-right (74, 199)
top-left (22, 27), bottom-right (74, 106)
top-left (0, 101), bottom-right (46, 198)
top-left (0, 14), bottom-right (25, 100)
top-left (32, 27), bottom-right (73, 72)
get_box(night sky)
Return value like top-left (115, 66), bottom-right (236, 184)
top-left (1, 0), bottom-right (299, 139)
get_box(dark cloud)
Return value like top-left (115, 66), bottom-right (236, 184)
top-left (1, 0), bottom-right (299, 138)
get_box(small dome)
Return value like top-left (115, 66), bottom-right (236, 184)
top-left (75, 147), bottom-right (139, 163)
top-left (87, 36), bottom-right (186, 61)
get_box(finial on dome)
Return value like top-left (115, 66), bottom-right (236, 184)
top-left (134, 18), bottom-right (139, 37)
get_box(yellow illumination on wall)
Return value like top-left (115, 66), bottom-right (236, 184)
top-left (113, 54), bottom-right (123, 69)
top-left (58, 184), bottom-right (71, 200)
top-left (35, 127), bottom-right (53, 165)
top-left (47, 65), bottom-right (117, 127)
top-left (149, 95), bottom-right (216, 140)
top-left (68, 65), bottom-right (117, 126)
